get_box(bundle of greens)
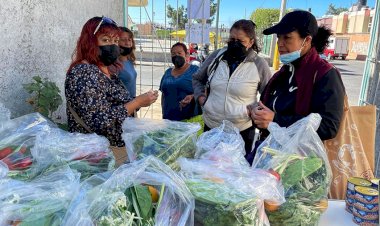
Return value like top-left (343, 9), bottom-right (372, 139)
top-left (185, 177), bottom-right (261, 226)
top-left (63, 156), bottom-right (194, 226)
top-left (94, 184), bottom-right (163, 226)
top-left (0, 166), bottom-right (80, 226)
top-left (258, 147), bottom-right (330, 225)
top-left (252, 114), bottom-right (332, 226)
top-left (122, 118), bottom-right (200, 170)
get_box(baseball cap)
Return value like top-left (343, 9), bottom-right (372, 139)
top-left (263, 10), bottom-right (318, 36)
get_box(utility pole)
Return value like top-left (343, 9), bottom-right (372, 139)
top-left (214, 0), bottom-right (221, 50)
top-left (272, 0), bottom-right (287, 70)
top-left (123, 0), bottom-right (129, 27)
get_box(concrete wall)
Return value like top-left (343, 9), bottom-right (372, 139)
top-left (347, 33), bottom-right (371, 60)
top-left (0, 1), bottom-right (123, 121)
top-left (336, 13), bottom-right (349, 34)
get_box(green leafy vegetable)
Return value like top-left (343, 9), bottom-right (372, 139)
top-left (280, 157), bottom-right (322, 189)
top-left (186, 178), bottom-right (261, 226)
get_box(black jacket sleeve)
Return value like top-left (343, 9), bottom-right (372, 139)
top-left (311, 68), bottom-right (345, 140)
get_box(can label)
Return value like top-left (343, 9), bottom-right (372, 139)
top-left (354, 200), bottom-right (379, 212)
top-left (353, 207), bottom-right (379, 221)
top-left (355, 186), bottom-right (379, 204)
top-left (353, 216), bottom-right (379, 226)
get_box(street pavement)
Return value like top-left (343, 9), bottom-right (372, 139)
top-left (134, 59), bottom-right (365, 119)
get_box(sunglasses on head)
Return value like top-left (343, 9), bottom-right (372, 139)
top-left (93, 16), bottom-right (118, 35)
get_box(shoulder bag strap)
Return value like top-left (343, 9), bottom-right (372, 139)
top-left (67, 103), bottom-right (93, 133)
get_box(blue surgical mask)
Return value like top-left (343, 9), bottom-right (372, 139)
top-left (279, 38), bottom-right (306, 64)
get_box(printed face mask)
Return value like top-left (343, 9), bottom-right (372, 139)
top-left (99, 44), bottom-right (120, 66)
top-left (172, 55), bottom-right (185, 68)
top-left (279, 38), bottom-right (306, 64)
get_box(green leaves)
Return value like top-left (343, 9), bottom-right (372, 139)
top-left (134, 185), bottom-right (153, 219)
top-left (280, 157), bottom-right (323, 190)
top-left (250, 8), bottom-right (281, 31)
top-left (23, 76), bottom-right (62, 119)
top-left (326, 3), bottom-right (348, 15)
top-left (124, 185), bottom-right (154, 225)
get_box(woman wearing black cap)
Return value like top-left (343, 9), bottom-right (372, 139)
top-left (250, 10), bottom-right (345, 142)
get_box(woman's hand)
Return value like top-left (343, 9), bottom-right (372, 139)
top-left (136, 90), bottom-right (159, 107)
top-left (251, 101), bottom-right (275, 129)
top-left (179, 95), bottom-right (194, 108)
top-left (198, 96), bottom-right (206, 106)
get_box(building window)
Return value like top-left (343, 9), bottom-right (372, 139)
top-left (368, 16), bottom-right (373, 33)
top-left (346, 19), bottom-right (350, 33)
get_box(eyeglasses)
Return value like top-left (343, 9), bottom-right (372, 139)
top-left (93, 16), bottom-right (117, 35)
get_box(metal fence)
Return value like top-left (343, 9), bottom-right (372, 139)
top-left (126, 1), bottom-right (268, 119)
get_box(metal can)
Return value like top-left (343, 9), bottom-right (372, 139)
top-left (353, 215), bottom-right (379, 226)
top-left (347, 178), bottom-right (372, 201)
top-left (371, 178), bottom-right (379, 189)
top-left (355, 186), bottom-right (379, 205)
top-left (354, 200), bottom-right (379, 212)
top-left (353, 207), bottom-right (379, 221)
top-left (345, 204), bottom-right (354, 214)
top-left (348, 177), bottom-right (372, 190)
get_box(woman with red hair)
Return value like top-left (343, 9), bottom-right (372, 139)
top-left (65, 16), bottom-right (158, 147)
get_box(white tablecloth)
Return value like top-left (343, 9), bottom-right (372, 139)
top-left (318, 200), bottom-right (356, 226)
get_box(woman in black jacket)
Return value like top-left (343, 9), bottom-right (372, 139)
top-left (250, 10), bottom-right (345, 144)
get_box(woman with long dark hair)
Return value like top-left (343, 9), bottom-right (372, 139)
top-left (192, 19), bottom-right (272, 154)
top-left (118, 26), bottom-right (137, 98)
top-left (65, 16), bottom-right (158, 146)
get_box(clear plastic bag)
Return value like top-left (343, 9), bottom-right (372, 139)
top-left (0, 103), bottom-right (10, 127)
top-left (195, 120), bottom-right (248, 167)
top-left (178, 157), bottom-right (285, 226)
top-left (0, 166), bottom-right (80, 226)
top-left (122, 118), bottom-right (201, 170)
top-left (252, 113), bottom-right (332, 226)
top-left (31, 128), bottom-right (115, 181)
top-left (62, 156), bottom-right (194, 226)
top-left (0, 113), bottom-right (55, 180)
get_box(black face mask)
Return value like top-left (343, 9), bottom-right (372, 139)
top-left (172, 55), bottom-right (185, 68)
top-left (99, 45), bottom-right (120, 66)
top-left (120, 46), bottom-right (132, 56)
top-left (226, 40), bottom-right (248, 59)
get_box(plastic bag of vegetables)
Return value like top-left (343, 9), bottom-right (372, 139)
top-left (0, 113), bottom-right (55, 180)
top-left (252, 113), bottom-right (332, 226)
top-left (31, 128), bottom-right (115, 181)
top-left (122, 118), bottom-right (201, 170)
top-left (0, 166), bottom-right (80, 226)
top-left (195, 120), bottom-right (248, 167)
top-left (62, 156), bottom-right (194, 226)
top-left (178, 157), bottom-right (285, 226)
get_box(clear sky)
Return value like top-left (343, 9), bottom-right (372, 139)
top-left (127, 0), bottom-right (376, 27)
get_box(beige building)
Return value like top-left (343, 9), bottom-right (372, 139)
top-left (317, 7), bottom-right (375, 60)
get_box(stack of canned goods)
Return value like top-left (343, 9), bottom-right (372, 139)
top-left (345, 177), bottom-right (379, 225)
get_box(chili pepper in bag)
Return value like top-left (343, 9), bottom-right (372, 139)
top-left (0, 147), bottom-right (13, 159)
top-left (9, 157), bottom-right (33, 170)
